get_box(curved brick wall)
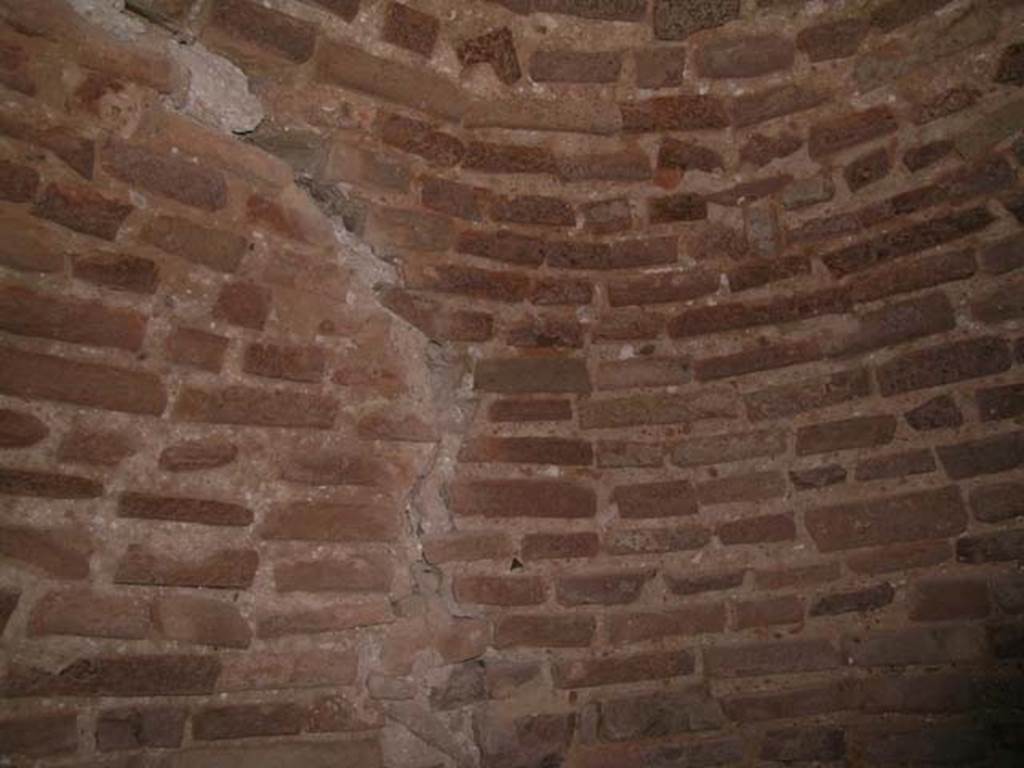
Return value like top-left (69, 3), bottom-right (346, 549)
top-left (0, 0), bottom-right (1023, 765)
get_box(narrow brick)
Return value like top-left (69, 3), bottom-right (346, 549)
top-left (733, 595), bottom-right (803, 628)
top-left (553, 651), bottom-right (693, 689)
top-left (459, 436), bottom-right (592, 465)
top-left (494, 614), bottom-right (595, 648)
top-left (621, 94), bottom-right (729, 132)
top-left (154, 594), bottom-right (251, 648)
top-left (855, 449), bottom-right (936, 481)
top-left (457, 27), bottom-right (521, 85)
top-left (698, 471), bottom-right (786, 506)
top-left (208, 0), bottom-right (316, 62)
top-left (0, 467), bottom-right (102, 499)
top-left (607, 270), bottom-right (718, 307)
top-left (475, 358), bottom-right (590, 393)
top-left (118, 492), bottom-right (251, 526)
top-left (262, 500), bottom-right (398, 543)
top-left (159, 438), bottom-right (237, 473)
top-left (694, 339), bottom-right (821, 381)
top-left (796, 414), bottom-right (897, 455)
top-left (705, 638), bottom-right (839, 678)
top-left (848, 248), bottom-right (977, 304)
top-left (72, 251), bottom-right (159, 294)
top-left (957, 529), bottom-right (1024, 564)
top-left (668, 287), bottom-right (850, 338)
top-left (723, 682), bottom-right (850, 723)
top-left (115, 545), bottom-right (257, 589)
top-left (730, 82), bottom-right (830, 128)
top-left (810, 583), bottom-right (895, 616)
top-left (905, 394), bottom-right (963, 431)
top-left (664, 569), bottom-right (745, 596)
top-left (717, 514), bottom-right (795, 545)
top-left (797, 18), bottom-right (869, 62)
top-left (808, 106), bottom-right (898, 158)
top-left (595, 357), bottom-right (692, 390)
top-left (608, 603), bottom-right (726, 644)
top-left (530, 50), bottom-right (622, 83)
top-left (696, 34), bottom-right (794, 79)
top-left (580, 388), bottom-right (737, 429)
top-left (938, 431), bottom-right (1024, 479)
top-left (910, 577), bottom-right (990, 621)
top-left (454, 575), bottom-right (545, 606)
top-left (969, 482), bottom-right (1024, 523)
top-left (877, 336), bottom-right (1011, 396)
top-left (96, 707), bottom-right (185, 751)
top-left (29, 588), bottom-right (149, 639)
top-left (103, 140), bottom-right (227, 211)
top-left (488, 398), bottom-right (572, 422)
top-left (32, 182), bottom-right (132, 240)
top-left (452, 478), bottom-right (595, 518)
top-left (846, 540), bottom-right (952, 575)
top-left (4, 655), bottom-right (220, 698)
top-left (174, 385), bottom-right (337, 429)
top-left (745, 368), bottom-right (871, 421)
top-left (845, 625), bottom-right (987, 667)
top-left (193, 703), bottom-right (302, 741)
top-left (422, 531), bottom-right (514, 564)
top-left (274, 554), bottom-right (393, 594)
top-left (605, 525), bottom-right (711, 555)
top-left (522, 532), bottom-right (599, 561)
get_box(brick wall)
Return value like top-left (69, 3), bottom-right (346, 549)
top-left (0, 0), bottom-right (1022, 765)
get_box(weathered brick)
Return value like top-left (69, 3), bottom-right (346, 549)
top-left (971, 278), bottom-right (1024, 323)
top-left (657, 138), bottom-right (723, 173)
top-left (5, 654), bottom-right (220, 697)
top-left (605, 524), bottom-right (711, 555)
top-left (262, 500), bottom-right (398, 543)
top-left (213, 280), bottom-right (271, 330)
top-left (552, 237), bottom-right (678, 271)
top-left (698, 471), bottom-right (786, 506)
top-left (905, 393), bottom-right (963, 431)
top-left (635, 46), bottom-right (686, 88)
top-left (96, 707), bottom-right (185, 751)
top-left (115, 545), bottom-right (257, 589)
top-left (256, 601), bottom-right (393, 638)
top-left (697, 34), bottom-right (794, 78)
top-left (621, 94), bottom-right (729, 132)
top-left (810, 583), bottom-right (895, 616)
top-left (422, 531), bottom-right (514, 564)
top-left (454, 575), bottom-right (545, 606)
top-left (475, 357), bottom-right (590, 393)
top-left (32, 182), bottom-right (132, 240)
top-left (463, 140), bottom-right (556, 174)
top-left (858, 673), bottom-right (974, 714)
top-left (377, 285), bottom-right (494, 342)
top-left (612, 480), bottom-right (695, 522)
top-left (705, 638), bottom-right (839, 678)
top-left (530, 0), bottom-right (646, 21)
top-left (0, 408), bottom-right (46, 448)
top-left (910, 577), bottom-right (990, 621)
top-left (29, 588), bottom-right (149, 639)
top-left (158, 438), bottom-right (237, 473)
top-left (580, 388), bottom-right (736, 428)
top-left (154, 594), bottom-right (252, 648)
top-left (522, 532), bottom-right (599, 560)
top-left (494, 614), bottom-right (595, 648)
top-left (208, 0), bottom-right (316, 62)
top-left (242, 342), bottom-right (326, 383)
top-left (669, 287), bottom-right (850, 338)
top-left (0, 466), bottom-right (101, 501)
top-left (57, 427), bottom-right (135, 467)
top-left (762, 727), bottom-right (846, 763)
top-left (608, 269), bottom-right (717, 307)
top-left (72, 251), bottom-right (158, 295)
top-left (903, 139), bottom-right (955, 172)
top-left (488, 398), bottom-right (572, 422)
top-left (381, 2), bottom-right (439, 57)
top-left (412, 262), bottom-right (527, 302)
top-left (279, 448), bottom-right (384, 486)
top-left (846, 624), bottom-right (988, 667)
top-left (608, 603), bottom-right (726, 644)
top-left (156, 741), bottom-right (383, 766)
top-left (654, 0), bottom-right (740, 40)
top-left (118, 492), bottom-right (251, 526)
top-left (959, 527), bottom-right (1024, 564)
top-left (457, 27), bottom-right (521, 85)
top-left (939, 430), bottom-right (1024, 480)
top-left (846, 540), bottom-right (953, 575)
top-left (796, 414), bottom-right (897, 455)
top-left (103, 140), bottom-right (226, 211)
top-left (730, 82), bottom-right (830, 128)
top-left (194, 702), bottom-right (303, 741)
top-left (727, 256), bottom-right (810, 293)
top-left (0, 714), bottom-right (77, 758)
top-left (275, 554), bottom-right (393, 594)
top-left (995, 41), bottom-right (1024, 86)
top-left (420, 177), bottom-right (488, 221)
top-left (0, 159), bottom-right (39, 201)
top-left (845, 147), bottom-right (891, 191)
top-left (141, 215), bottom-right (246, 274)
top-left (805, 486), bottom-right (966, 552)
top-left (174, 385), bottom-right (338, 429)
top-left (855, 449), bottom-right (936, 481)
top-left (557, 570), bottom-right (652, 606)
top-left (459, 436), bottom-right (592, 465)
top-left (877, 336), bottom-right (1011, 396)
top-left (599, 440), bottom-right (662, 468)
top-left (717, 514), bottom-right (795, 545)
top-left (0, 526), bottom-right (89, 581)
top-left (797, 18), bottom-right (868, 61)
top-left (553, 651), bottom-right (693, 689)
top-left (969, 481), bottom-right (1024, 523)
top-left (694, 339), bottom-right (821, 381)
top-left (559, 149), bottom-right (653, 183)
top-left (848, 248), bottom-right (977, 304)
top-left (164, 326), bottom-right (229, 372)
top-left (665, 569), bottom-right (745, 597)
top-left (600, 688), bottom-right (724, 741)
top-left (790, 464), bottom-right (847, 491)
top-left (530, 49), bottom-right (622, 83)
top-left (452, 478), bottom-right (596, 518)
top-left (745, 367), bottom-right (871, 421)
top-left (582, 197), bottom-right (632, 234)
top-left (576, 736), bottom-right (743, 768)
top-left (492, 194), bottom-right (575, 227)
top-left (808, 106), bottom-right (898, 158)
top-left (755, 562), bottom-right (841, 590)
top-left (855, 721), bottom-right (987, 765)
top-left (723, 682), bottom-right (850, 722)
top-left (648, 192), bottom-right (707, 223)
top-left (733, 595), bottom-right (804, 629)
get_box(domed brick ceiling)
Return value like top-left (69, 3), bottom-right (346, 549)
top-left (0, 0), bottom-right (1022, 765)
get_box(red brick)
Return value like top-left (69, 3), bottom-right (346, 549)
top-left (452, 478), bottom-right (596, 518)
top-left (723, 682), bottom-right (851, 722)
top-left (856, 721), bottom-right (987, 765)
top-left (859, 673), bottom-right (974, 714)
top-left (612, 480), bottom-right (697, 519)
top-left (165, 326), bottom-right (229, 372)
top-left (279, 448), bottom-right (384, 486)
top-left (154, 594), bottom-right (252, 648)
top-left (242, 341), bottom-right (325, 383)
top-left (29, 588), bottom-right (149, 639)
top-left (594, 357), bottom-right (692, 390)
top-left (607, 269), bottom-right (717, 307)
top-left (648, 192), bottom-right (707, 224)
top-left (103, 140), bottom-right (226, 211)
top-left (492, 194), bottom-right (574, 227)
top-left (846, 624), bottom-right (988, 667)
top-left (733, 595), bottom-right (804, 629)
top-left (797, 18), bottom-right (868, 61)
top-left (796, 414), bottom-right (897, 455)
top-left (457, 229), bottom-right (544, 267)
top-left (96, 707), bottom-right (185, 751)
top-left (761, 726), bottom-right (845, 762)
top-left (846, 540), bottom-right (953, 575)
top-left (459, 436), bottom-right (592, 465)
top-left (208, 0), bottom-right (316, 62)
top-left (5, 654), bottom-right (220, 697)
top-left (664, 569), bottom-right (745, 596)
top-left (1, 465), bottom-right (99, 502)
top-left (463, 141), bottom-right (556, 175)
top-left (849, 249), bottom-right (976, 303)
top-left (910, 577), bottom-right (990, 622)
top-left (576, 737), bottom-right (742, 768)
top-left (213, 280), bottom-right (271, 329)
top-left (194, 702), bottom-right (302, 741)
top-left (256, 601), bottom-right (393, 638)
top-left (559, 237), bottom-right (680, 270)
top-left (275, 554), bottom-right (393, 594)
top-left (705, 638), bottom-right (839, 678)
top-left (824, 207), bottom-right (995, 277)
top-left (305, 0), bottom-right (360, 22)
top-left (790, 464), bottom-right (848, 491)
top-left (422, 531), bottom-right (514, 564)
top-left (115, 545), bottom-right (257, 588)
top-left (262, 500), bottom-right (398, 543)
top-left (0, 714), bottom-right (77, 758)
top-left (580, 388), bottom-right (737, 429)
top-left (972, 278), bottom-right (1024, 324)
top-left (0, 159), bottom-right (39, 202)
top-left (698, 471), bottom-right (786, 506)
top-left (670, 428), bottom-right (786, 468)
top-left (654, 0), bottom-right (739, 40)
top-left (599, 688), bottom-right (725, 740)
top-left (414, 263), bottom-right (527, 302)
top-left (717, 514), bottom-right (795, 545)
top-left (957, 528), bottom-right (1024, 563)
top-left (913, 85), bottom-right (980, 124)
top-left (174, 385), bottom-right (337, 429)
top-left (475, 357), bottom-right (590, 393)
top-left (381, 2), bottom-right (438, 57)
top-left (905, 393), bottom-right (963, 431)
top-left (604, 524), bottom-right (711, 555)
top-left (808, 106), bottom-right (898, 158)
top-left (521, 532), bottom-right (599, 560)
top-left (582, 197), bottom-right (632, 235)
top-left (806, 485), bottom-right (966, 553)
top-left (727, 256), bottom-right (809, 293)
top-left (306, 694), bottom-right (382, 731)
top-left (634, 46), bottom-right (686, 88)
top-left (739, 131), bottom-right (803, 169)
top-left (32, 182), bottom-right (132, 240)
top-left (0, 218), bottom-right (63, 273)
top-left (553, 650), bottom-right (693, 689)
top-left (845, 147), bottom-right (891, 191)
top-left (593, 310), bottom-right (665, 341)
top-left (855, 449), bottom-right (936, 481)
top-left (530, 50), bottom-right (622, 83)
top-left (71, 251), bottom-right (158, 294)
top-left (0, 344), bottom-right (165, 414)
top-left (158, 438), bottom-right (237, 473)
top-left (903, 139), bottom-right (955, 172)
top-left (597, 439), bottom-right (663, 468)
top-left (454, 575), bottom-right (545, 606)
top-left (507, 317), bottom-right (584, 348)
top-left (730, 82), bottom-right (830, 127)
top-left (142, 215), bottom-right (245, 274)
top-left (457, 27), bottom-right (521, 85)
top-left (0, 408), bottom-right (46, 448)
top-left (668, 287), bottom-right (850, 338)
top-left (494, 614), bottom-right (595, 648)
top-left (379, 114), bottom-right (464, 167)
top-left (878, 336), bottom-right (1011, 396)
top-left (694, 339), bottom-right (821, 381)
top-left (528, 0), bottom-right (645, 21)
top-left (488, 398), bottom-right (572, 422)
top-left (745, 367), bottom-right (871, 421)
top-left (557, 570), bottom-right (652, 606)
top-left (57, 427), bottom-right (135, 467)
top-left (621, 94), bottom-right (729, 132)
top-left (559, 149), bottom-right (653, 183)
top-left (420, 177), bottom-right (487, 221)
top-left (377, 285), bottom-right (494, 342)
top-left (607, 603), bottom-right (726, 644)
top-left (118, 492), bottom-right (252, 526)
top-left (810, 582), bottom-right (895, 616)
top-left (969, 481), bottom-right (1024, 523)
top-left (696, 34), bottom-right (794, 78)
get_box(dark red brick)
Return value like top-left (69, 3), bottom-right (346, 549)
top-left (903, 139), bottom-right (955, 172)
top-left (494, 614), bottom-right (595, 648)
top-left (242, 342), bottom-right (325, 383)
top-left (209, 0), bottom-right (316, 62)
top-left (379, 113), bottom-right (464, 167)
top-left (0, 159), bottom-right (39, 202)
top-left (733, 595), bottom-right (804, 628)
top-left (175, 385), bottom-right (337, 429)
top-left (937, 430), bottom-right (1024, 479)
top-left (595, 357), bottom-right (692, 389)
top-left (599, 688), bottom-right (725, 741)
top-left (969, 481), bottom-right (1024, 522)
top-left (0, 408), bottom-right (47, 448)
top-left (846, 540), bottom-right (952, 575)
top-left (806, 485), bottom-right (966, 552)
top-left (507, 317), bottom-right (583, 348)
top-left (550, 237), bottom-right (677, 270)
top-left (463, 141), bottom-right (556, 175)
top-left (263, 500), bottom-right (399, 543)
top-left (32, 182), bottom-right (132, 240)
top-left (96, 707), bottom-right (185, 751)
top-left (657, 138), bottom-right (723, 173)
top-left (797, 18), bottom-right (868, 61)
top-left (275, 554), bottom-right (394, 593)
top-left (730, 82), bottom-right (830, 128)
top-left (790, 464), bottom-right (847, 491)
top-left (977, 382), bottom-right (1024, 422)
top-left (668, 287), bottom-right (850, 338)
top-left (381, 2), bottom-right (439, 57)
top-left (738, 131), bottom-right (803, 168)
top-left (958, 528), bottom-right (1024, 564)
top-left (808, 106), bottom-right (898, 158)
top-left (0, 714), bottom-right (77, 758)
top-left (103, 140), bottom-right (226, 211)
top-left (723, 682), bottom-right (850, 722)
top-left (971, 278), bottom-right (1024, 323)
top-left (492, 194), bottom-right (575, 227)
top-left (761, 727), bottom-right (845, 763)
top-left (140, 215), bottom-right (246, 274)
top-left (612, 480), bottom-right (697, 519)
top-left (905, 393), bottom-right (963, 431)
top-left (580, 389), bottom-right (737, 428)
top-left (553, 651), bottom-right (693, 689)
top-left (582, 197), bottom-right (633, 234)
top-left (0, 467), bottom-right (102, 499)
top-left (910, 577), bottom-right (990, 621)
top-left (488, 398), bottom-right (572, 422)
top-left (717, 514), bottom-right (795, 545)
top-left (844, 147), bottom-right (891, 191)
top-left (72, 251), bottom-right (159, 294)
top-left (855, 449), bottom-right (936, 481)
top-left (159, 438), bottom-right (238, 472)
top-left (878, 336), bottom-right (1011, 396)
top-left (845, 625), bottom-right (987, 666)
top-left (456, 27), bottom-right (521, 85)
top-left (607, 603), bottom-right (726, 643)
top-left (694, 339), bottom-right (822, 381)
top-left (648, 192), bottom-right (707, 223)
top-left (415, 263), bottom-right (528, 302)
top-left (5, 654), bottom-right (220, 697)
top-left (621, 94), bottom-right (729, 132)
top-left (559, 149), bottom-right (652, 183)
top-left (194, 702), bottom-right (302, 740)
top-left (810, 583), bottom-right (895, 616)
top-left (118, 492), bottom-right (251, 527)
top-left (213, 280), bottom-right (271, 330)
top-left (115, 545), bottom-right (257, 588)
top-left (454, 575), bottom-right (545, 606)
top-left (421, 177), bottom-right (487, 221)
top-left (459, 436), bottom-right (592, 465)
top-left (521, 532), bottom-right (599, 560)
top-left (705, 638), bottom-right (839, 678)
top-left (452, 478), bottom-right (595, 518)
top-left (995, 42), bottom-right (1024, 86)
top-left (664, 569), bottom-right (745, 596)
top-left (533, 0), bottom-right (646, 21)
top-left (849, 248), bottom-right (977, 304)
